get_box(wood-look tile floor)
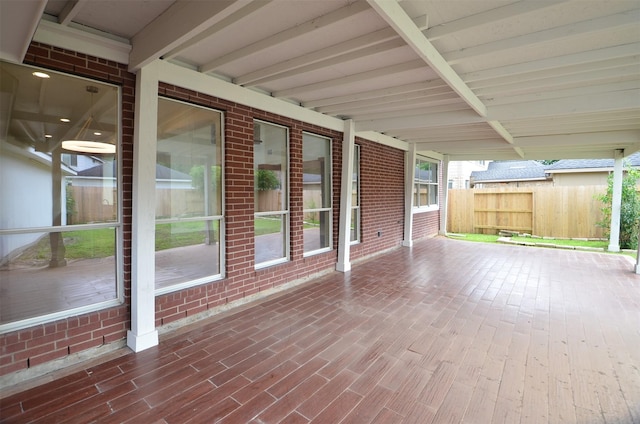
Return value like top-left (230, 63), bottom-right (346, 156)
top-left (1, 237), bottom-right (639, 423)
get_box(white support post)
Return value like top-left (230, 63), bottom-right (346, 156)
top-left (336, 119), bottom-right (355, 272)
top-left (127, 61), bottom-right (159, 352)
top-left (635, 223), bottom-right (640, 274)
top-left (402, 143), bottom-right (416, 247)
top-left (608, 149), bottom-right (623, 253)
top-left (439, 155), bottom-right (450, 235)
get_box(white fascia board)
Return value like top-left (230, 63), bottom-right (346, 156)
top-left (546, 168), bottom-right (612, 174)
top-left (157, 60), bottom-right (345, 132)
top-left (33, 19), bottom-right (131, 64)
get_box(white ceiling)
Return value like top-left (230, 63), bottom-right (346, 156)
top-left (1, 0), bottom-right (639, 161)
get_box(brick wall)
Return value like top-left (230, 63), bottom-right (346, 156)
top-left (155, 84), bottom-right (343, 326)
top-left (350, 138), bottom-right (407, 261)
top-left (0, 43), bottom-right (133, 377)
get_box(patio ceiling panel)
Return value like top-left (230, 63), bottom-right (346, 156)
top-left (1, 0), bottom-right (638, 161)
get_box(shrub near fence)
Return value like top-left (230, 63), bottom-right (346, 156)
top-left (447, 186), bottom-right (607, 239)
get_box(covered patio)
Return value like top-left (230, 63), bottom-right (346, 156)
top-left (2, 237), bottom-right (638, 423)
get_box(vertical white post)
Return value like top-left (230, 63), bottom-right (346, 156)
top-left (402, 143), bottom-right (416, 247)
top-left (336, 120), bottom-right (355, 272)
top-left (608, 149), bottom-right (623, 253)
top-left (635, 223), bottom-right (640, 274)
top-left (127, 61), bottom-right (159, 352)
top-left (439, 155), bottom-right (450, 235)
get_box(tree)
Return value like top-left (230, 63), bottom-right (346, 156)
top-left (596, 164), bottom-right (640, 250)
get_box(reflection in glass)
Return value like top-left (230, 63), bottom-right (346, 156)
top-left (0, 61), bottom-right (120, 328)
top-left (350, 145), bottom-right (360, 243)
top-left (254, 121), bottom-right (288, 266)
top-left (303, 133), bottom-right (331, 254)
top-left (155, 98), bottom-right (223, 290)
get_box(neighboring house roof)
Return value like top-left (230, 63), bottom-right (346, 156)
top-left (470, 160), bottom-right (548, 183)
top-left (546, 152), bottom-right (640, 172)
top-left (78, 163), bottom-right (191, 180)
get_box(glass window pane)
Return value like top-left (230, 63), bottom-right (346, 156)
top-left (255, 121), bottom-right (288, 266)
top-left (0, 62), bottom-right (120, 328)
top-left (155, 220), bottom-right (220, 290)
top-left (255, 214), bottom-right (286, 264)
top-left (1, 229), bottom-right (118, 324)
top-left (254, 122), bottom-right (287, 213)
top-left (303, 133), bottom-right (331, 208)
top-left (157, 98), bottom-right (222, 219)
top-left (303, 210), bottom-right (331, 253)
top-left (156, 98), bottom-right (223, 289)
top-left (350, 207), bottom-right (359, 242)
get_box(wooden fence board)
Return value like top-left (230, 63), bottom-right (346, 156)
top-left (448, 186), bottom-right (607, 239)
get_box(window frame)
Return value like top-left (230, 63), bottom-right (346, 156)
top-left (302, 132), bottom-right (333, 256)
top-left (413, 156), bottom-right (440, 212)
top-left (0, 63), bottom-right (123, 333)
top-left (254, 119), bottom-right (290, 269)
top-left (350, 144), bottom-right (361, 244)
top-left (154, 96), bottom-right (225, 295)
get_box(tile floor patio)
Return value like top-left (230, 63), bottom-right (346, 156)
top-left (1, 237), bottom-right (639, 423)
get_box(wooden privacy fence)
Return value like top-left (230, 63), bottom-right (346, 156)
top-left (447, 186), bottom-right (607, 239)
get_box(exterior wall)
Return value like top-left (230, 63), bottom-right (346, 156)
top-left (412, 158), bottom-right (443, 240)
top-left (0, 43), bottom-right (133, 376)
top-left (448, 160), bottom-right (490, 189)
top-left (1, 44), bottom-right (416, 378)
top-left (551, 172), bottom-right (609, 186)
top-left (350, 138), bottom-right (406, 261)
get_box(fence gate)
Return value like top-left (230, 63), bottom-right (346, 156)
top-left (473, 191), bottom-right (534, 234)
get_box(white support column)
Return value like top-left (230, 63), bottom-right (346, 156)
top-left (635, 224), bottom-right (640, 274)
top-left (439, 155), bottom-right (450, 235)
top-left (127, 61), bottom-right (159, 352)
top-left (608, 149), bottom-right (623, 253)
top-left (336, 119), bottom-right (355, 272)
top-left (402, 143), bottom-right (417, 247)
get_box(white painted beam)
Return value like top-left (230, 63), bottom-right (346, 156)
top-left (354, 131), bottom-right (409, 152)
top-left (235, 13), bottom-right (429, 86)
top-left (463, 43), bottom-right (640, 84)
top-left (356, 109), bottom-right (485, 132)
top-left (273, 60), bottom-right (426, 98)
top-left (515, 131), bottom-right (640, 147)
top-left (337, 120), bottom-right (355, 272)
top-left (0, 0), bottom-right (47, 63)
top-left (304, 80), bottom-right (447, 109)
top-left (444, 9), bottom-right (640, 65)
top-left (425, 0), bottom-right (566, 41)
top-left (201, 1), bottom-right (370, 73)
top-left (58, 0), bottom-right (84, 26)
top-left (367, 0), bottom-right (487, 117)
top-left (403, 143), bottom-right (417, 247)
top-left (128, 61), bottom-right (160, 353)
top-left (350, 102), bottom-right (468, 122)
top-left (608, 149), bottom-right (624, 252)
top-left (33, 18), bottom-right (131, 64)
top-left (129, 0), bottom-right (246, 71)
top-left (163, 1), bottom-right (270, 60)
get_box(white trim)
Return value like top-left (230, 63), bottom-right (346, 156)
top-left (403, 143), bottom-right (417, 247)
top-left (33, 19), bottom-right (131, 64)
top-left (337, 120), bottom-right (355, 272)
top-left (128, 61), bottom-right (160, 352)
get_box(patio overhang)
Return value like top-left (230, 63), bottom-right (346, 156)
top-left (0, 0), bottom-right (637, 162)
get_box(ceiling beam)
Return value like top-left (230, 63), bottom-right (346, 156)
top-left (356, 109), bottom-right (485, 132)
top-left (515, 130), bottom-right (640, 147)
top-left (200, 1), bottom-right (370, 73)
top-left (273, 60), bottom-right (426, 98)
top-left (367, 0), bottom-right (487, 117)
top-left (463, 42), bottom-right (640, 84)
top-left (236, 14), bottom-right (429, 87)
top-left (316, 89), bottom-right (457, 115)
top-left (0, 0), bottom-right (46, 63)
top-left (162, 1), bottom-right (271, 60)
top-left (444, 9), bottom-right (640, 65)
top-left (129, 0), bottom-right (249, 71)
top-left (242, 39), bottom-right (406, 87)
top-left (490, 89), bottom-right (640, 121)
top-left (58, 0), bottom-right (85, 25)
top-left (304, 80), bottom-right (447, 109)
top-left (425, 0), bottom-right (566, 41)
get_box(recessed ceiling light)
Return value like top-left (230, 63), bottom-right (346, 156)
top-left (44, 134), bottom-right (53, 138)
top-left (32, 71), bottom-right (50, 79)
top-left (60, 118), bottom-right (70, 123)
top-left (93, 131), bottom-right (102, 136)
